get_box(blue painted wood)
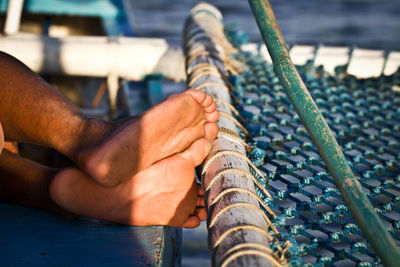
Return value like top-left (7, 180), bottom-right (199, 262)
top-left (0, 0), bottom-right (132, 36)
top-left (0, 0), bottom-right (121, 18)
top-left (0, 203), bottom-right (181, 266)
top-left (147, 75), bottom-right (164, 106)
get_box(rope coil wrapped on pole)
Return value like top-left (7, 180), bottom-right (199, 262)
top-left (184, 3), bottom-right (291, 267)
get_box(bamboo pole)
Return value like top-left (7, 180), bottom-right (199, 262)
top-left (248, 1), bottom-right (400, 266)
top-left (184, 3), bottom-right (290, 267)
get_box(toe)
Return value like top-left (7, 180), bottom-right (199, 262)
top-left (197, 196), bottom-right (205, 207)
top-left (204, 101), bottom-right (217, 113)
top-left (181, 215), bottom-right (201, 228)
top-left (185, 89), bottom-right (207, 104)
top-left (206, 110), bottom-right (219, 123)
top-left (202, 94), bottom-right (214, 107)
top-left (197, 184), bottom-right (205, 197)
top-left (205, 122), bottom-right (219, 141)
top-left (195, 208), bottom-right (207, 221)
top-left (179, 138), bottom-right (212, 166)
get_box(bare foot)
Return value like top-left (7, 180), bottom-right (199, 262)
top-left (50, 138), bottom-right (210, 228)
top-left (77, 89), bottom-right (219, 187)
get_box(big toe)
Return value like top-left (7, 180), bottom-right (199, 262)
top-left (179, 138), bottom-right (212, 166)
top-left (205, 122), bottom-right (219, 141)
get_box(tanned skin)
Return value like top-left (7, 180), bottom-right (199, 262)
top-left (0, 51), bottom-right (218, 227)
top-left (0, 51), bottom-right (219, 187)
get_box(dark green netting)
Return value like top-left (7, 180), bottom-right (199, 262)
top-left (227, 31), bottom-right (400, 267)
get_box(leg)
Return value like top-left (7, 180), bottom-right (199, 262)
top-left (0, 51), bottom-right (219, 187)
top-left (50, 138), bottom-right (210, 228)
top-left (0, 149), bottom-right (73, 218)
top-left (0, 51), bottom-right (92, 157)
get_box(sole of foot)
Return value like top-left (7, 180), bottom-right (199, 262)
top-left (50, 137), bottom-right (211, 228)
top-left (78, 90), bottom-right (219, 188)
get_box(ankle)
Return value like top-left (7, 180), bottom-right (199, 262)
top-left (67, 118), bottom-right (111, 162)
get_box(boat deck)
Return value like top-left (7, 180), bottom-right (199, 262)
top-left (0, 203), bottom-right (181, 266)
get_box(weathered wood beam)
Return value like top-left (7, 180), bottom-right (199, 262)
top-left (0, 34), bottom-right (185, 81)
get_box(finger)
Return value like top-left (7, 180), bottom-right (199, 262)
top-left (181, 215), bottom-right (201, 228)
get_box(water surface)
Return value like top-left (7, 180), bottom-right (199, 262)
top-left (129, 0), bottom-right (400, 50)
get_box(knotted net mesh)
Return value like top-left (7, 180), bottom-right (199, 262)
top-left (227, 31), bottom-right (400, 266)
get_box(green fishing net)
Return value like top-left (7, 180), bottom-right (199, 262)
top-left (227, 31), bottom-right (400, 266)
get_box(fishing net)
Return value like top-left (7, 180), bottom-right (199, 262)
top-left (227, 31), bottom-right (400, 266)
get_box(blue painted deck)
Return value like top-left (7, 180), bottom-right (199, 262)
top-left (0, 203), bottom-right (181, 266)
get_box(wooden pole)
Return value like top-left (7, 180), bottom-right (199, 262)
top-left (184, 3), bottom-right (290, 267)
